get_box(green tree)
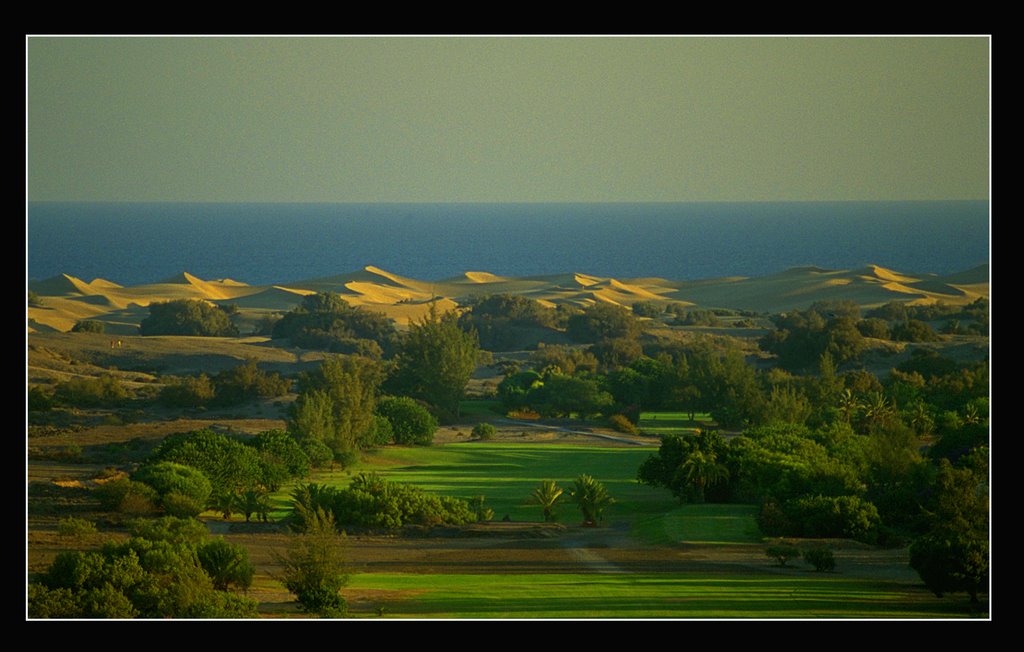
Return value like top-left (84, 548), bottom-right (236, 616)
top-left (197, 538), bottom-right (255, 591)
top-left (71, 319), bottom-right (105, 333)
top-left (376, 396), bottom-right (438, 445)
top-left (278, 509), bottom-right (349, 617)
top-left (530, 480), bottom-right (565, 523)
top-left (293, 355), bottom-right (384, 460)
top-left (909, 456), bottom-right (988, 604)
top-left (678, 449), bottom-right (730, 503)
top-left (139, 299), bottom-right (239, 337)
top-left (571, 474), bottom-right (615, 527)
top-left (390, 304), bottom-right (480, 419)
top-left (133, 462), bottom-right (213, 518)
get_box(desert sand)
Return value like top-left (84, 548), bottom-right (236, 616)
top-left (27, 263), bottom-right (989, 334)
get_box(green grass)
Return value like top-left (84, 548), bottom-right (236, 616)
top-left (304, 443), bottom-right (661, 524)
top-left (634, 503), bottom-right (762, 545)
top-left (347, 572), bottom-right (971, 619)
top-left (638, 411), bottom-right (711, 436)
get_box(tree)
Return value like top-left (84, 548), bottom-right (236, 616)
top-left (293, 355), bottom-right (384, 460)
top-left (197, 538), bottom-right (255, 591)
top-left (678, 450), bottom-right (730, 503)
top-left (530, 480), bottom-right (565, 523)
top-left (390, 303), bottom-right (480, 419)
top-left (133, 461), bottom-right (213, 518)
top-left (278, 509), bottom-right (349, 617)
top-left (139, 299), bottom-right (239, 337)
top-left (909, 457), bottom-right (988, 604)
top-left (571, 475), bottom-right (615, 527)
top-left (71, 319), bottom-right (105, 333)
top-left (376, 396), bottom-right (438, 445)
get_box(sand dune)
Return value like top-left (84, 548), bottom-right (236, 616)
top-left (27, 264), bottom-right (989, 333)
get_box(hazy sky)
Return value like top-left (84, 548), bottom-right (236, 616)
top-left (26, 36), bottom-right (989, 203)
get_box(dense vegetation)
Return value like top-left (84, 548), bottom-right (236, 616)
top-left (140, 299), bottom-right (240, 337)
top-left (272, 291), bottom-right (400, 356)
top-left (29, 517), bottom-right (257, 618)
top-left (27, 284), bottom-right (989, 617)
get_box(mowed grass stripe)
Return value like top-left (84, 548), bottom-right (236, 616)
top-left (346, 572), bottom-right (967, 618)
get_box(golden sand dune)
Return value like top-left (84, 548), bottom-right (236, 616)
top-left (28, 264), bottom-right (988, 334)
top-left (458, 271), bottom-right (509, 284)
top-left (937, 264), bottom-right (989, 286)
top-left (226, 286), bottom-right (314, 310)
top-left (29, 274), bottom-right (102, 296)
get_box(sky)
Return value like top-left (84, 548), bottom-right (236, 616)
top-left (26, 36), bottom-right (990, 203)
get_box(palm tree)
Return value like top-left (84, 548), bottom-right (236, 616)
top-left (530, 480), bottom-right (565, 523)
top-left (240, 489), bottom-right (272, 523)
top-left (570, 474), bottom-right (614, 527)
top-left (837, 388), bottom-right (863, 423)
top-left (678, 450), bottom-right (729, 503)
top-left (207, 488), bottom-right (238, 521)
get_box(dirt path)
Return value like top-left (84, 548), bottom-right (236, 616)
top-left (559, 520), bottom-right (633, 574)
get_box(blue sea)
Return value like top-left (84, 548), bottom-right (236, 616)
top-left (26, 202), bottom-right (989, 287)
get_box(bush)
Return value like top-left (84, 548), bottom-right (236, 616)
top-left (608, 414), bottom-right (640, 435)
top-left (471, 422), bottom-right (496, 440)
top-left (54, 375), bottom-right (128, 408)
top-left (94, 478), bottom-right (159, 514)
top-left (57, 517), bottom-right (98, 537)
top-left (211, 360), bottom-right (291, 406)
top-left (139, 299), bottom-right (239, 337)
top-left (802, 546), bottom-right (836, 572)
top-left (128, 516), bottom-right (209, 544)
top-left (279, 509), bottom-right (349, 616)
top-left (780, 495), bottom-right (881, 542)
top-left (71, 320), bottom-right (105, 333)
top-left (766, 543), bottom-right (801, 567)
top-left (28, 386), bottom-right (53, 412)
top-left (377, 396), bottom-right (438, 446)
top-left (891, 319), bottom-right (942, 343)
top-left (133, 462), bottom-right (213, 517)
top-left (364, 415), bottom-right (394, 447)
top-left (159, 374), bottom-right (216, 408)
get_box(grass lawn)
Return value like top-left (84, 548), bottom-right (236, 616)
top-left (634, 503), bottom-right (762, 545)
top-left (638, 411), bottom-right (712, 436)
top-left (346, 572), bottom-right (971, 619)
top-left (301, 443), bottom-right (661, 525)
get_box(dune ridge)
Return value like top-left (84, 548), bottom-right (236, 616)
top-left (27, 264), bottom-right (988, 333)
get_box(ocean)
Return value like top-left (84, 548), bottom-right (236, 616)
top-left (26, 201), bottom-right (989, 287)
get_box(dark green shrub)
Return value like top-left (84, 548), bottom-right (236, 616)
top-left (197, 538), bottom-right (255, 591)
top-left (28, 386), bottom-right (53, 412)
top-left (803, 546), bottom-right (836, 572)
top-left (54, 375), bottom-right (128, 408)
top-left (127, 516), bottom-right (209, 544)
top-left (57, 517), bottom-right (98, 537)
top-left (364, 414), bottom-right (394, 447)
top-left (159, 374), bottom-right (216, 408)
top-left (856, 318), bottom-right (890, 339)
top-left (471, 422), bottom-right (496, 440)
top-left (766, 543), bottom-right (801, 567)
top-left (94, 478), bottom-right (159, 513)
top-left (377, 396), bottom-right (438, 446)
top-left (211, 360), bottom-right (291, 406)
top-left (891, 319), bottom-right (942, 342)
top-left (631, 301), bottom-right (663, 318)
top-left (133, 462), bottom-right (213, 517)
top-left (71, 320), bottom-right (105, 333)
top-left (780, 495), bottom-right (881, 542)
top-left (139, 299), bottom-right (239, 337)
